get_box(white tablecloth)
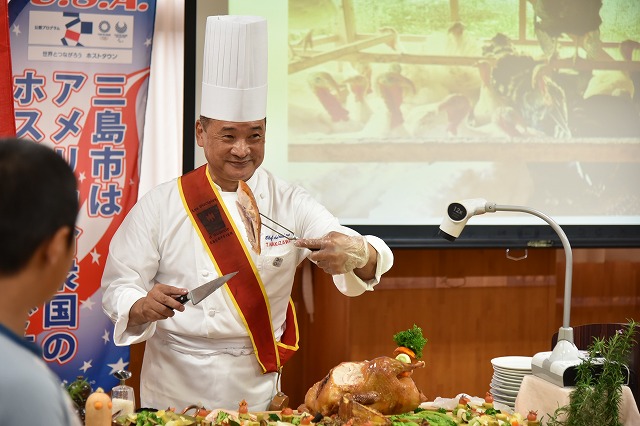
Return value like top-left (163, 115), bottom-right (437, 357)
top-left (515, 374), bottom-right (640, 425)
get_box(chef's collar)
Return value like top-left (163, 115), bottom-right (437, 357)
top-left (214, 172), bottom-right (259, 194)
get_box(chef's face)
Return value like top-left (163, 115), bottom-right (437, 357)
top-left (196, 117), bottom-right (266, 191)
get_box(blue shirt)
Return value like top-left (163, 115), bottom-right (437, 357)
top-left (0, 323), bottom-right (82, 426)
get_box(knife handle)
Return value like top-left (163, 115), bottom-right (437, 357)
top-left (174, 294), bottom-right (189, 305)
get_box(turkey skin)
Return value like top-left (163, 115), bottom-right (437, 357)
top-left (303, 356), bottom-right (427, 416)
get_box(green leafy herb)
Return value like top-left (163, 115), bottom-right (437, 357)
top-left (393, 324), bottom-right (428, 359)
top-left (134, 410), bottom-right (165, 426)
top-left (215, 411), bottom-right (230, 423)
top-left (390, 410), bottom-right (456, 426)
top-left (390, 421), bottom-right (419, 426)
top-left (66, 376), bottom-right (92, 407)
top-left (546, 319), bottom-right (638, 426)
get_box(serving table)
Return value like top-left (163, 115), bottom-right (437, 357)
top-left (515, 375), bottom-right (640, 424)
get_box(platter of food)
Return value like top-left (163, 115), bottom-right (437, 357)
top-left (113, 327), bottom-right (541, 426)
top-left (113, 409), bottom-right (204, 426)
top-left (112, 395), bottom-right (541, 426)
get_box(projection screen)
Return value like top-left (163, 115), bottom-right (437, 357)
top-left (191, 0), bottom-right (640, 247)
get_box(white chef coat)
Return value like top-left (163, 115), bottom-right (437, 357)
top-left (101, 167), bottom-right (393, 411)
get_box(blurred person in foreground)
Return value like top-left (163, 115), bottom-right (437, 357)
top-left (101, 15), bottom-right (394, 412)
top-left (0, 138), bottom-right (81, 426)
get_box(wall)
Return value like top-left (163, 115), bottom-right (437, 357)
top-left (281, 247), bottom-right (640, 408)
top-left (128, 247), bottom-right (639, 410)
top-left (126, 0), bottom-right (640, 414)
top-left (191, 1), bottom-right (228, 169)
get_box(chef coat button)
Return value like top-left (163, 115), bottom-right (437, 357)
top-left (208, 309), bottom-right (216, 317)
top-left (260, 193), bottom-right (265, 199)
top-left (201, 270), bottom-right (209, 277)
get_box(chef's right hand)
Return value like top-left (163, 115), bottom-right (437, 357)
top-left (128, 283), bottom-right (188, 327)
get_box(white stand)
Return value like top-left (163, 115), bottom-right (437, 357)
top-left (493, 205), bottom-right (581, 387)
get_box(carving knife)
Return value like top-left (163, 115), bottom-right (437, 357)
top-left (174, 271), bottom-right (238, 305)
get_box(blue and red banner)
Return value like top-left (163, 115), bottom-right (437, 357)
top-left (1, 0), bottom-right (15, 136)
top-left (7, 0), bottom-right (157, 392)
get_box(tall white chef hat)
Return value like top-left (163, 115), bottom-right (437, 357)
top-left (201, 15), bottom-right (268, 122)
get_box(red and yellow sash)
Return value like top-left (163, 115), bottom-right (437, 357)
top-left (178, 165), bottom-right (299, 373)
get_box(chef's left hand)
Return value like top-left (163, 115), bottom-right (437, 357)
top-left (295, 231), bottom-right (373, 276)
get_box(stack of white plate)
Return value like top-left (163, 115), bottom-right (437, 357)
top-left (490, 356), bottom-right (532, 409)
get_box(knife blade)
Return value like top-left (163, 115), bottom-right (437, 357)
top-left (175, 271), bottom-right (238, 305)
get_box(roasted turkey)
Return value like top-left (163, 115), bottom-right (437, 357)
top-left (303, 356), bottom-right (427, 416)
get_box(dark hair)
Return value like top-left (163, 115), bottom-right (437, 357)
top-left (199, 115), bottom-right (212, 130)
top-left (0, 138), bottom-right (79, 275)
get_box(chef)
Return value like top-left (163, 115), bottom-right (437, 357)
top-left (101, 15), bottom-right (393, 412)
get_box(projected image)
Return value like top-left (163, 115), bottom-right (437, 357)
top-left (284, 0), bottom-right (640, 224)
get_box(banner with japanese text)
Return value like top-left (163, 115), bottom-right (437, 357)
top-left (1, 0), bottom-right (15, 136)
top-left (8, 0), bottom-right (157, 392)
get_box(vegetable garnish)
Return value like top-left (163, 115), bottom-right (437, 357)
top-left (395, 353), bottom-right (412, 364)
top-left (216, 411), bottom-right (230, 423)
top-left (392, 324), bottom-right (428, 360)
top-left (268, 413), bottom-right (281, 421)
top-left (394, 346), bottom-right (416, 360)
top-left (389, 410), bottom-right (456, 426)
top-left (458, 394), bottom-right (470, 407)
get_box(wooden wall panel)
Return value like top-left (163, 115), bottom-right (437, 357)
top-left (130, 342), bottom-right (144, 409)
top-left (566, 249), bottom-right (640, 326)
top-left (284, 247), bottom-right (559, 408)
top-left (127, 247), bottom-right (640, 411)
